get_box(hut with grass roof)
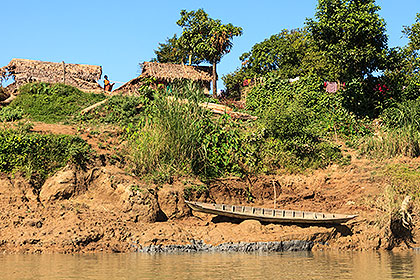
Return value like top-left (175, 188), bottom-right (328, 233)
top-left (114, 61), bottom-right (213, 95)
top-left (0, 58), bottom-right (103, 94)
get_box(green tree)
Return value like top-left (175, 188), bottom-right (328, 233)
top-left (153, 34), bottom-right (203, 65)
top-left (240, 29), bottom-right (308, 78)
top-left (306, 0), bottom-right (388, 80)
top-left (176, 9), bottom-right (211, 66)
top-left (404, 13), bottom-right (420, 52)
top-left (177, 9), bottom-right (243, 95)
top-left (381, 13), bottom-right (420, 103)
top-left (400, 13), bottom-right (420, 77)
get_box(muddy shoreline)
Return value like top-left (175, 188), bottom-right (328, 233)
top-left (0, 157), bottom-right (417, 254)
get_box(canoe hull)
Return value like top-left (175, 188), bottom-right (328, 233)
top-left (185, 201), bottom-right (357, 224)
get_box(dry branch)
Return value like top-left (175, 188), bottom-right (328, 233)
top-left (0, 94), bottom-right (17, 105)
top-left (168, 96), bottom-right (257, 120)
top-left (80, 98), bottom-right (109, 115)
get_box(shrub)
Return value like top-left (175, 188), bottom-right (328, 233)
top-left (10, 82), bottom-right (105, 123)
top-left (0, 127), bottom-right (91, 184)
top-left (0, 106), bottom-right (23, 122)
top-left (245, 74), bottom-right (345, 170)
top-left (192, 115), bottom-right (242, 177)
top-left (79, 95), bottom-right (145, 125)
top-left (222, 68), bottom-right (248, 99)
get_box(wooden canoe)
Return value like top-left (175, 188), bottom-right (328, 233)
top-left (185, 201), bottom-right (357, 224)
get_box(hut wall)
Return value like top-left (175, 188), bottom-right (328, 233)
top-left (1, 59), bottom-right (103, 92)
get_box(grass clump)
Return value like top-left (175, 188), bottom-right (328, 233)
top-left (126, 85), bottom-right (243, 181)
top-left (382, 163), bottom-right (420, 199)
top-left (9, 82), bottom-right (105, 123)
top-left (359, 129), bottom-right (420, 158)
top-left (359, 98), bottom-right (420, 158)
top-left (0, 125), bottom-right (91, 185)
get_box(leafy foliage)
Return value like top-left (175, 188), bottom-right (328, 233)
top-left (240, 29), bottom-right (308, 77)
top-left (244, 74), bottom-right (352, 171)
top-left (153, 34), bottom-right (203, 65)
top-left (306, 0), bottom-right (388, 80)
top-left (221, 68), bottom-right (248, 99)
top-left (0, 106), bottom-right (23, 122)
top-left (403, 13), bottom-right (420, 52)
top-left (10, 83), bottom-right (105, 123)
top-left (0, 126), bottom-right (90, 184)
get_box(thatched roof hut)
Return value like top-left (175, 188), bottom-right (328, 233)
top-left (0, 58), bottom-right (103, 93)
top-left (114, 62), bottom-right (213, 95)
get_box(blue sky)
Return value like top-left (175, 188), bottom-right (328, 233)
top-left (1, 0), bottom-right (419, 89)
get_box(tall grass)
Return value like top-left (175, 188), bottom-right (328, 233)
top-left (359, 128), bottom-right (420, 158)
top-left (127, 83), bottom-right (215, 179)
top-left (381, 99), bottom-right (420, 131)
top-left (359, 98), bottom-right (420, 158)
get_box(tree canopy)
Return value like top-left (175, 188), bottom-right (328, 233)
top-left (153, 34), bottom-right (203, 65)
top-left (404, 13), bottom-right (420, 52)
top-left (240, 29), bottom-right (308, 78)
top-left (306, 0), bottom-right (388, 80)
top-left (153, 9), bottom-right (242, 95)
top-left (176, 9), bottom-right (243, 94)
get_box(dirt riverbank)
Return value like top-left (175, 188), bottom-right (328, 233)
top-left (0, 146), bottom-right (418, 253)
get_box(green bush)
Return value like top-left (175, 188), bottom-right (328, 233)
top-left (244, 74), bottom-right (346, 170)
top-left (0, 127), bottom-right (91, 184)
top-left (192, 115), bottom-right (242, 177)
top-left (222, 68), bottom-right (248, 99)
top-left (79, 95), bottom-right (145, 125)
top-left (0, 106), bottom-right (23, 122)
top-left (10, 82), bottom-right (105, 123)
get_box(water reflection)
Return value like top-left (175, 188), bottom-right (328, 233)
top-left (0, 251), bottom-right (419, 280)
top-left (387, 252), bottom-right (416, 279)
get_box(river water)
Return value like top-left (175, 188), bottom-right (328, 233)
top-left (0, 251), bottom-right (419, 280)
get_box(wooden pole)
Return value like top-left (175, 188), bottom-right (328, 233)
top-left (62, 61), bottom-right (66, 84)
top-left (212, 60), bottom-right (217, 96)
top-left (272, 180), bottom-right (277, 209)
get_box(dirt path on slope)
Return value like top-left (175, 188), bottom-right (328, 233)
top-left (30, 122), bottom-right (122, 155)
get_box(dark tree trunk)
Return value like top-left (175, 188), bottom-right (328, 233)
top-left (212, 60), bottom-right (217, 96)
